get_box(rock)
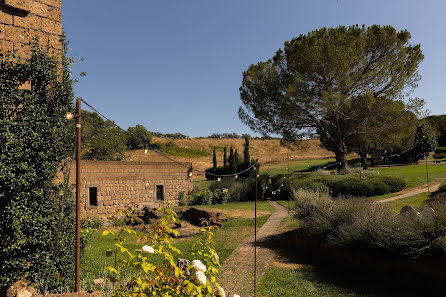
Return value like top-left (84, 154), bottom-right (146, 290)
top-left (16, 290), bottom-right (31, 297)
top-left (400, 205), bottom-right (420, 217)
top-left (92, 279), bottom-right (104, 286)
top-left (181, 208), bottom-right (222, 227)
top-left (177, 258), bottom-right (190, 276)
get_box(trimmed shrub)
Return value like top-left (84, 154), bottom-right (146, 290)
top-left (433, 153), bottom-right (446, 159)
top-left (382, 176), bottom-right (407, 192)
top-left (284, 174), bottom-right (406, 198)
top-left (434, 146), bottom-right (446, 154)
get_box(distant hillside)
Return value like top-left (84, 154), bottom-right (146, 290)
top-left (126, 137), bottom-right (333, 178)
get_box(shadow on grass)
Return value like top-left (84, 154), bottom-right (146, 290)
top-left (257, 230), bottom-right (438, 297)
top-left (298, 158), bottom-right (362, 173)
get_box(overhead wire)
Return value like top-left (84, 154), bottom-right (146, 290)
top-left (80, 98), bottom-right (258, 178)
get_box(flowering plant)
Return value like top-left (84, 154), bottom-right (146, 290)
top-left (102, 203), bottom-right (237, 297)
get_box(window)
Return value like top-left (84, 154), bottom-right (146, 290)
top-left (89, 187), bottom-right (98, 206)
top-left (156, 185), bottom-right (164, 201)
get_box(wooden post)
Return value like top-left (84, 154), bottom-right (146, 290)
top-left (75, 98), bottom-right (81, 292)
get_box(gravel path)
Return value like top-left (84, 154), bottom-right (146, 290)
top-left (377, 183), bottom-right (440, 203)
top-left (218, 201), bottom-right (288, 297)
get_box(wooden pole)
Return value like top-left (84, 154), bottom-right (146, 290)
top-left (254, 165), bottom-right (258, 297)
top-left (75, 98), bottom-right (81, 292)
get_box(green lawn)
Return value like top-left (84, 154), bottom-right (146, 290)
top-left (262, 158), bottom-right (337, 175)
top-left (258, 265), bottom-right (406, 297)
top-left (383, 192), bottom-right (432, 213)
top-left (195, 201), bottom-right (274, 212)
top-left (80, 202), bottom-right (271, 292)
top-left (375, 163), bottom-right (446, 188)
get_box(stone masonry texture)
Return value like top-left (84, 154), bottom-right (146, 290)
top-left (0, 0), bottom-right (62, 59)
top-left (69, 161), bottom-right (194, 217)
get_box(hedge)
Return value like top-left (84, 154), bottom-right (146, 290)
top-left (434, 146), bottom-right (446, 154)
top-left (274, 173), bottom-right (406, 198)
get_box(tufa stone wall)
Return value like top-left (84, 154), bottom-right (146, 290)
top-left (69, 161), bottom-right (193, 217)
top-left (0, 0), bottom-right (62, 59)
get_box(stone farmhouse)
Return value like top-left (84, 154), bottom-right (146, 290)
top-left (70, 161), bottom-right (193, 217)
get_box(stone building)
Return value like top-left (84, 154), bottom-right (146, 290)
top-left (70, 161), bottom-right (193, 217)
top-left (0, 0), bottom-right (62, 59)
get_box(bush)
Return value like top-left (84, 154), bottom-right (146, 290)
top-left (284, 174), bottom-right (406, 198)
top-left (434, 182), bottom-right (446, 195)
top-left (209, 178), bottom-right (254, 202)
top-left (0, 43), bottom-right (78, 292)
top-left (434, 146), bottom-right (446, 154)
top-left (81, 217), bottom-right (103, 229)
top-left (433, 153), bottom-right (446, 159)
top-left (189, 189), bottom-right (229, 206)
top-left (293, 189), bottom-right (446, 256)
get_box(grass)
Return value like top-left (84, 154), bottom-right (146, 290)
top-left (192, 179), bottom-right (212, 190)
top-left (276, 199), bottom-right (295, 211)
top-left (258, 265), bottom-right (407, 297)
top-left (277, 216), bottom-right (300, 233)
top-left (262, 158), bottom-right (337, 175)
top-left (383, 192), bottom-right (432, 213)
top-left (80, 201), bottom-right (272, 292)
top-left (196, 201), bottom-right (274, 212)
top-left (375, 163), bottom-right (446, 188)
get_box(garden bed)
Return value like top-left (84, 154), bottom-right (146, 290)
top-left (283, 229), bottom-right (446, 297)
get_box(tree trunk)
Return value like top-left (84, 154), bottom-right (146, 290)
top-left (359, 152), bottom-right (368, 170)
top-left (371, 150), bottom-right (376, 167)
top-left (335, 150), bottom-right (348, 172)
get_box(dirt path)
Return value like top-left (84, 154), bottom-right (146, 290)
top-left (377, 183), bottom-right (441, 204)
top-left (218, 201), bottom-right (288, 297)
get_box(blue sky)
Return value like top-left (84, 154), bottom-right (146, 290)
top-left (62, 0), bottom-right (446, 137)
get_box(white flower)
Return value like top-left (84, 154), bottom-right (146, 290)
top-left (192, 259), bottom-right (206, 272)
top-left (233, 295), bottom-right (240, 297)
top-left (195, 270), bottom-right (207, 286)
top-left (141, 245), bottom-right (154, 254)
top-left (216, 286), bottom-right (226, 297)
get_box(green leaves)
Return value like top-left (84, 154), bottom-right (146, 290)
top-left (0, 39), bottom-right (76, 292)
top-left (239, 25), bottom-right (424, 172)
top-left (101, 204), bottom-right (223, 297)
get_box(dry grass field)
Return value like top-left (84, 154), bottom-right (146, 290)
top-left (126, 137), bottom-right (333, 178)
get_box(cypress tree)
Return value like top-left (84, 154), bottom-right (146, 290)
top-left (223, 146), bottom-right (227, 168)
top-left (229, 147), bottom-right (235, 173)
top-left (243, 135), bottom-right (250, 164)
top-left (212, 147), bottom-right (217, 169)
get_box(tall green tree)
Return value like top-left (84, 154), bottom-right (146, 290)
top-left (239, 25), bottom-right (424, 171)
top-left (212, 147), bottom-right (217, 169)
top-left (243, 135), bottom-right (250, 164)
top-left (127, 124), bottom-right (152, 149)
top-left (223, 146), bottom-right (227, 168)
top-left (81, 110), bottom-right (127, 161)
top-left (407, 123), bottom-right (437, 163)
top-left (346, 99), bottom-right (419, 169)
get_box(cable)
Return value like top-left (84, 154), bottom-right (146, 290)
top-left (80, 98), bottom-right (258, 178)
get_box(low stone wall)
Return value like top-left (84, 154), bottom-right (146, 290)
top-left (284, 229), bottom-right (446, 296)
